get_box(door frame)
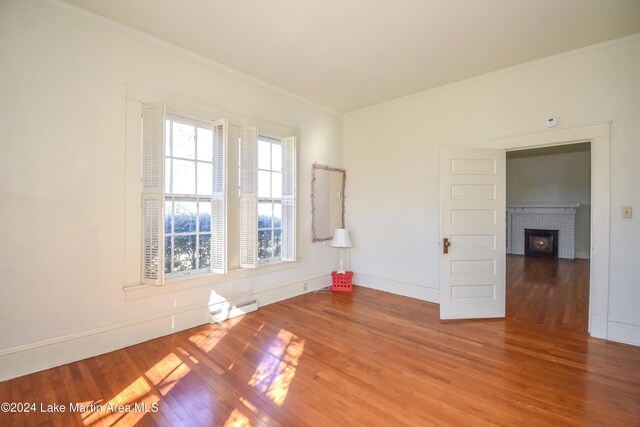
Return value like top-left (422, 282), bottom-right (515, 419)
top-left (489, 122), bottom-right (610, 338)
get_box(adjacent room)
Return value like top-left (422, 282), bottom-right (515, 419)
top-left (505, 143), bottom-right (592, 333)
top-left (1, 0), bottom-right (640, 425)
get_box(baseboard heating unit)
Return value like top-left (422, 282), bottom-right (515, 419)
top-left (210, 299), bottom-right (258, 323)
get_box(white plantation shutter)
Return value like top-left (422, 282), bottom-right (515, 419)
top-left (211, 119), bottom-right (228, 274)
top-left (141, 103), bottom-right (165, 285)
top-left (239, 126), bottom-right (258, 269)
top-left (281, 136), bottom-right (297, 261)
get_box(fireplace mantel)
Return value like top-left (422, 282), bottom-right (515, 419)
top-left (507, 204), bottom-right (580, 213)
top-left (506, 204), bottom-right (580, 259)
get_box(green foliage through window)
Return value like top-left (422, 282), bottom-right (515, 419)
top-left (164, 117), bottom-right (214, 275)
top-left (258, 137), bottom-right (283, 262)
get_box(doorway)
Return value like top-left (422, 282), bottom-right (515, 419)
top-left (504, 142), bottom-right (591, 333)
top-left (438, 122), bottom-right (610, 339)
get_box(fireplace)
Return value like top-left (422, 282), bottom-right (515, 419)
top-left (507, 204), bottom-right (578, 259)
top-left (524, 229), bottom-right (558, 259)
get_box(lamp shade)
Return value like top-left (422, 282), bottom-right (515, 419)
top-left (330, 228), bottom-right (352, 248)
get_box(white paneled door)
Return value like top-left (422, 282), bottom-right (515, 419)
top-left (439, 148), bottom-right (506, 319)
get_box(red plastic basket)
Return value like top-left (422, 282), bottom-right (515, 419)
top-left (331, 271), bottom-right (353, 292)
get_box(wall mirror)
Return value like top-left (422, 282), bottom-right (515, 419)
top-left (312, 163), bottom-right (346, 242)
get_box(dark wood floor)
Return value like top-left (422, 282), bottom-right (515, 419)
top-left (2, 285), bottom-right (639, 426)
top-left (506, 254), bottom-right (590, 334)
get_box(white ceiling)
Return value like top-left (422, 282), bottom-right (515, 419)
top-left (64, 0), bottom-right (640, 113)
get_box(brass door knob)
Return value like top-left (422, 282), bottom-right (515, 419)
top-left (443, 238), bottom-right (451, 254)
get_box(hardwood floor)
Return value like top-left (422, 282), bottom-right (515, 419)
top-left (506, 254), bottom-right (590, 334)
top-left (2, 285), bottom-right (639, 426)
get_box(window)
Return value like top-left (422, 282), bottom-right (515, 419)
top-left (163, 117), bottom-right (214, 276)
top-left (239, 131), bottom-right (296, 269)
top-left (140, 101), bottom-right (294, 286)
top-left (141, 104), bottom-right (227, 285)
top-left (257, 137), bottom-right (283, 262)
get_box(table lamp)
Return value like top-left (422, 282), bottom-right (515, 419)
top-left (330, 228), bottom-right (352, 274)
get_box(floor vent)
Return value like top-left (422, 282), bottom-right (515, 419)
top-left (210, 300), bottom-right (258, 323)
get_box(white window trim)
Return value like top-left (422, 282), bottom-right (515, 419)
top-left (163, 114), bottom-right (218, 284)
top-left (141, 103), bottom-right (228, 286)
top-left (240, 131), bottom-right (297, 268)
top-left (257, 136), bottom-right (284, 264)
top-left (125, 84), bottom-right (299, 290)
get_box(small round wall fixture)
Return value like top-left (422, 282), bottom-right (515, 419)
top-left (546, 116), bottom-right (558, 128)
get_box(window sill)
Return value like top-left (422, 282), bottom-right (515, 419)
top-left (123, 259), bottom-right (301, 300)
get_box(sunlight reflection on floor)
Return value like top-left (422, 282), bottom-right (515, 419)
top-left (82, 352), bottom-right (191, 426)
top-left (223, 408), bottom-right (252, 426)
top-left (82, 375), bottom-right (158, 426)
top-left (248, 329), bottom-right (305, 406)
top-left (189, 315), bottom-right (243, 353)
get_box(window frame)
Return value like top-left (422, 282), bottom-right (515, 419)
top-left (137, 97), bottom-right (295, 288)
top-left (163, 114), bottom-right (216, 279)
top-left (257, 136), bottom-right (284, 264)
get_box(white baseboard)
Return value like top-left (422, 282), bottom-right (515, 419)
top-left (607, 320), bottom-right (640, 346)
top-left (354, 273), bottom-right (439, 303)
top-left (0, 274), bottom-right (329, 382)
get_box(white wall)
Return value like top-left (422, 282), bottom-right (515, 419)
top-left (344, 34), bottom-right (640, 345)
top-left (506, 146), bottom-right (591, 259)
top-left (0, 0), bottom-right (342, 380)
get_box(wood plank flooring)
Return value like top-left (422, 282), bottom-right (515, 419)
top-left (506, 254), bottom-right (590, 334)
top-left (2, 285), bottom-right (639, 426)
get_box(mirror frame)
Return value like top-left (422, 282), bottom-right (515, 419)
top-left (311, 163), bottom-right (346, 242)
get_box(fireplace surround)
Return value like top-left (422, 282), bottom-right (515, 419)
top-left (506, 204), bottom-right (579, 259)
